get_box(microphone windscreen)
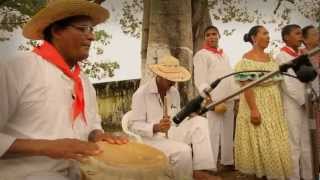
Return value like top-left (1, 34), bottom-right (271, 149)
top-left (295, 65), bottom-right (317, 83)
top-left (173, 96), bottom-right (203, 124)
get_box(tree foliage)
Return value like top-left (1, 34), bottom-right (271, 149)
top-left (119, 0), bottom-right (143, 38)
top-left (1, 0), bottom-right (319, 80)
top-left (119, 0), bottom-right (319, 38)
top-left (0, 0), bottom-right (45, 40)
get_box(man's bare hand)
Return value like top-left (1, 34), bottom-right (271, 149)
top-left (88, 130), bottom-right (128, 145)
top-left (154, 116), bottom-right (171, 133)
top-left (41, 138), bottom-right (102, 161)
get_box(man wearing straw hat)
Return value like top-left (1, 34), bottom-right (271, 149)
top-left (0, 0), bottom-right (127, 180)
top-left (128, 55), bottom-right (221, 180)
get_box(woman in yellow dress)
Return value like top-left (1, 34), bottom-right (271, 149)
top-left (234, 25), bottom-right (292, 179)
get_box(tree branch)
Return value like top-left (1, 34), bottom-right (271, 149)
top-left (0, 20), bottom-right (27, 25)
top-left (274, 0), bottom-right (295, 14)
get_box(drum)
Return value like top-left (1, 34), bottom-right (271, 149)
top-left (80, 142), bottom-right (173, 180)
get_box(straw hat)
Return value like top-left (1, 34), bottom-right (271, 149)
top-left (23, 0), bottom-right (109, 40)
top-left (149, 55), bottom-right (191, 82)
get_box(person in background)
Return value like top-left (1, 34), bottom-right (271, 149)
top-left (302, 24), bottom-right (320, 179)
top-left (0, 1), bottom-right (127, 180)
top-left (129, 55), bottom-right (221, 180)
top-left (235, 25), bottom-right (292, 179)
top-left (193, 25), bottom-right (236, 172)
top-left (275, 24), bottom-right (313, 180)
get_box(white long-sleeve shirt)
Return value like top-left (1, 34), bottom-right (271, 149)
top-left (193, 49), bottom-right (237, 101)
top-left (128, 78), bottom-right (180, 138)
top-left (0, 52), bottom-right (102, 179)
top-left (275, 48), bottom-right (306, 105)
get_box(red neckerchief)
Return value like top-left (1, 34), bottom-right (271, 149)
top-left (33, 41), bottom-right (87, 126)
top-left (281, 46), bottom-right (301, 58)
top-left (202, 42), bottom-right (223, 56)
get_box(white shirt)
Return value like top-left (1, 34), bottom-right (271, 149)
top-left (129, 78), bottom-right (180, 138)
top-left (275, 48), bottom-right (306, 105)
top-left (0, 52), bottom-right (102, 178)
top-left (193, 49), bottom-right (237, 101)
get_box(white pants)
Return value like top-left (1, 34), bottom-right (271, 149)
top-left (207, 101), bottom-right (234, 168)
top-left (283, 96), bottom-right (313, 180)
top-left (143, 115), bottom-right (215, 179)
top-left (0, 157), bottom-right (80, 180)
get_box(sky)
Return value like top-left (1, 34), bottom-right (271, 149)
top-left (0, 0), bottom-right (317, 83)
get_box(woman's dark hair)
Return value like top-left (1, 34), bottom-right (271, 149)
top-left (243, 25), bottom-right (263, 44)
top-left (43, 15), bottom-right (89, 42)
top-left (302, 25), bottom-right (315, 39)
top-left (204, 25), bottom-right (220, 37)
top-left (281, 24), bottom-right (301, 42)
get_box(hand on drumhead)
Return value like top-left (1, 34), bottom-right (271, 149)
top-left (89, 129), bottom-right (128, 145)
top-left (95, 133), bottom-right (128, 145)
top-left (41, 138), bottom-right (102, 161)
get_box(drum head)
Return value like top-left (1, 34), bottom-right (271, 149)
top-left (92, 141), bottom-right (167, 168)
top-left (80, 142), bottom-right (173, 180)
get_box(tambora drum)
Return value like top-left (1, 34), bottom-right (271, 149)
top-left (80, 142), bottom-right (173, 180)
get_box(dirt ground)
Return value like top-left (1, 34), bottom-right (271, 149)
top-left (215, 169), bottom-right (259, 180)
top-left (212, 163), bottom-right (264, 180)
top-left (111, 130), bottom-right (262, 180)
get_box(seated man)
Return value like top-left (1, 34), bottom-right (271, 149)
top-left (128, 55), bottom-right (221, 180)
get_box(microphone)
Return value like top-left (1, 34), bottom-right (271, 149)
top-left (172, 96), bottom-right (203, 124)
top-left (295, 65), bottom-right (317, 83)
top-left (172, 79), bottom-right (221, 124)
top-left (279, 51), bottom-right (318, 83)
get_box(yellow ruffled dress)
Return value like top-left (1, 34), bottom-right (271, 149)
top-left (234, 58), bottom-right (292, 179)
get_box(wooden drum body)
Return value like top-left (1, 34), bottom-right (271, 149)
top-left (80, 142), bottom-right (173, 180)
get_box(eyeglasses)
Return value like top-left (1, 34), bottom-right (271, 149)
top-left (69, 24), bottom-right (94, 34)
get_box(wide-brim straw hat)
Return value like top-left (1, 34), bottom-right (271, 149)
top-left (149, 55), bottom-right (191, 82)
top-left (23, 0), bottom-right (109, 40)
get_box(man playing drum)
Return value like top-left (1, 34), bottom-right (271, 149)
top-left (0, 1), bottom-right (127, 180)
top-left (128, 55), bottom-right (222, 180)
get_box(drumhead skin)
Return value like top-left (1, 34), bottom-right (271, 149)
top-left (80, 142), bottom-right (173, 180)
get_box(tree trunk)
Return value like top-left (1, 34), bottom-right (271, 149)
top-left (140, 0), bottom-right (211, 105)
top-left (140, 0), bottom-right (150, 82)
top-left (192, 0), bottom-right (212, 53)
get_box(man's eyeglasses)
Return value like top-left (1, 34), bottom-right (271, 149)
top-left (69, 25), bottom-right (94, 34)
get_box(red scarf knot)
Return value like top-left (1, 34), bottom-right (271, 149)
top-left (33, 41), bottom-right (87, 126)
top-left (202, 42), bottom-right (223, 56)
top-left (281, 46), bottom-right (302, 58)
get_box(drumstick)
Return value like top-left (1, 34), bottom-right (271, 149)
top-left (163, 95), bottom-right (169, 139)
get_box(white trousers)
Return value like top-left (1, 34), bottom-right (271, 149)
top-left (143, 115), bottom-right (215, 180)
top-left (0, 157), bottom-right (80, 180)
top-left (283, 96), bottom-right (313, 180)
top-left (207, 101), bottom-right (234, 168)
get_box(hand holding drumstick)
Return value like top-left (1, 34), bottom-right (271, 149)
top-left (153, 95), bottom-right (171, 136)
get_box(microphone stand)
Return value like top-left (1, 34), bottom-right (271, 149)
top-left (200, 46), bottom-right (320, 115)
